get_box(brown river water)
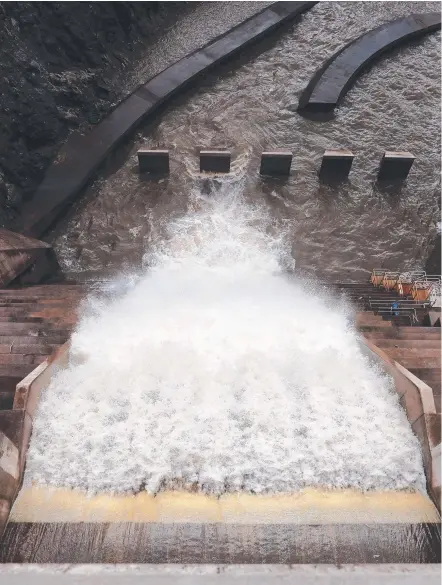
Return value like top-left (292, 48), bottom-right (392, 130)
top-left (51, 1), bottom-right (441, 283)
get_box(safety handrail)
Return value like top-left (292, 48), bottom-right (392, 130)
top-left (370, 269), bottom-right (441, 295)
top-left (368, 301), bottom-right (432, 307)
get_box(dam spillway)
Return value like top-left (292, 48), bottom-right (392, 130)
top-left (0, 0), bottom-right (440, 579)
top-left (16, 186), bottom-right (428, 495)
top-left (0, 185), bottom-right (440, 566)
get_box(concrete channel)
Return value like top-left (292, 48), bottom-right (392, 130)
top-left (0, 2), bottom-right (440, 581)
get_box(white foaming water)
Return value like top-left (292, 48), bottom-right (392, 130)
top-left (26, 182), bottom-right (425, 495)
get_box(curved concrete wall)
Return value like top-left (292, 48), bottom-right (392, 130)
top-left (298, 12), bottom-right (441, 115)
top-left (21, 1), bottom-right (317, 239)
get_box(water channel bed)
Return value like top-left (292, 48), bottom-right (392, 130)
top-left (51, 1), bottom-right (440, 283)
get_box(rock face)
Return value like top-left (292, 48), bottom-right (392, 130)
top-left (0, 1), bottom-right (182, 227)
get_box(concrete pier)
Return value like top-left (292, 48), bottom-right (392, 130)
top-left (260, 151), bottom-right (292, 176)
top-left (200, 150), bottom-right (231, 173)
top-left (377, 151), bottom-right (414, 181)
top-left (319, 149), bottom-right (354, 182)
top-left (137, 149), bottom-right (169, 174)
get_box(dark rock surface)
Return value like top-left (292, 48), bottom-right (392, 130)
top-left (0, 1), bottom-right (184, 227)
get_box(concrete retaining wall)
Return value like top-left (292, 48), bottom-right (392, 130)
top-left (0, 344), bottom-right (69, 538)
top-left (360, 337), bottom-right (440, 509)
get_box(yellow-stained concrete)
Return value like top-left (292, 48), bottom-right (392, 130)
top-left (10, 486), bottom-right (440, 524)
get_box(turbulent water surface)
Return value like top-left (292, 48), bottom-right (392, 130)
top-left (52, 1), bottom-right (440, 283)
top-left (25, 2), bottom-right (439, 495)
top-left (26, 182), bottom-right (425, 494)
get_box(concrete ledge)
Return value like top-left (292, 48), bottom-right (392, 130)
top-left (394, 361), bottom-right (436, 415)
top-left (10, 486), bottom-right (439, 525)
top-left (21, 1), bottom-right (317, 238)
top-left (319, 149), bottom-right (354, 182)
top-left (260, 151), bottom-right (293, 176)
top-left (377, 151), bottom-right (415, 182)
top-left (2, 564), bottom-right (442, 585)
top-left (200, 150), bottom-right (231, 173)
top-left (0, 564), bottom-right (441, 585)
top-left (137, 149), bottom-right (170, 174)
top-left (298, 12), bottom-right (441, 114)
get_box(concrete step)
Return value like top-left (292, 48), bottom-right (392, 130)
top-left (0, 298), bottom-right (45, 306)
top-left (0, 365), bottom-right (36, 379)
top-left (392, 357), bottom-right (441, 369)
top-left (0, 344), bottom-right (56, 355)
top-left (0, 323), bottom-right (72, 337)
top-left (421, 377), bottom-right (441, 388)
top-left (408, 367), bottom-right (441, 378)
top-left (335, 283), bottom-right (374, 289)
top-left (345, 295), bottom-right (403, 301)
top-left (0, 354), bottom-right (46, 366)
top-left (383, 348), bottom-right (441, 359)
top-left (0, 304), bottom-right (74, 317)
top-left (0, 306), bottom-right (39, 317)
top-left (0, 294), bottom-right (82, 305)
top-left (362, 327), bottom-right (441, 340)
top-left (0, 335), bottom-right (68, 345)
top-left (4, 316), bottom-right (45, 324)
top-left (0, 285), bottom-right (84, 295)
top-left (356, 316), bottom-right (392, 328)
top-left (373, 339), bottom-right (441, 349)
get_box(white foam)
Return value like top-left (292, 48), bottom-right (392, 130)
top-left (25, 182), bottom-right (425, 495)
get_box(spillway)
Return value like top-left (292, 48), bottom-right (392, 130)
top-left (19, 184), bottom-right (428, 494)
top-left (0, 0), bottom-right (440, 578)
top-left (1, 181), bottom-right (440, 565)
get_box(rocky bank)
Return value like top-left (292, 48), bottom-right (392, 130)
top-left (0, 1), bottom-right (184, 227)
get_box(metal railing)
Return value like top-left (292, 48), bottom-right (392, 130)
top-left (370, 269), bottom-right (441, 303)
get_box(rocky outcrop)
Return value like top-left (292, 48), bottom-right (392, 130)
top-left (0, 2), bottom-right (183, 227)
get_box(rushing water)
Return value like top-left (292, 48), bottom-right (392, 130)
top-left (52, 1), bottom-right (440, 283)
top-left (26, 181), bottom-right (425, 495)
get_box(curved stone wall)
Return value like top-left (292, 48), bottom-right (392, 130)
top-left (298, 12), bottom-right (441, 115)
top-left (21, 1), bottom-right (317, 239)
